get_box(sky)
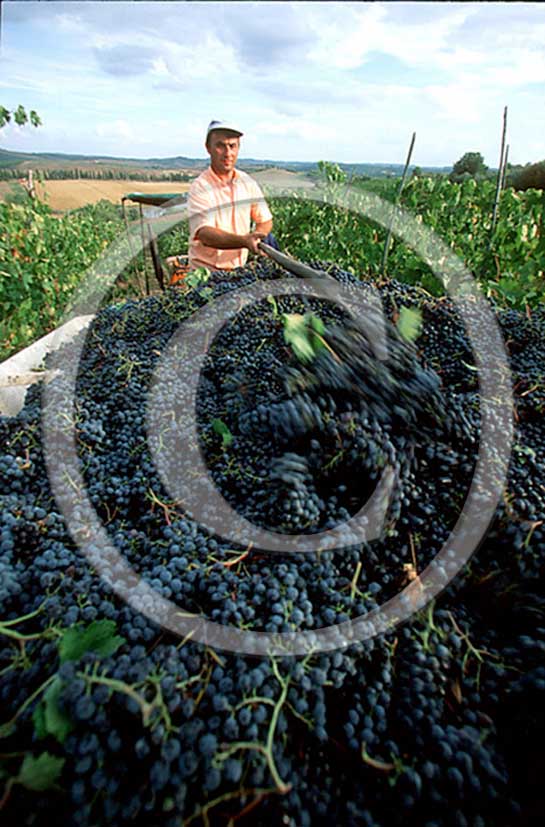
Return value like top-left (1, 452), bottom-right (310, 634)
top-left (0, 0), bottom-right (544, 167)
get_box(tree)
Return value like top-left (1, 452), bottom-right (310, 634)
top-left (1, 106), bottom-right (42, 199)
top-left (507, 160), bottom-right (545, 191)
top-left (450, 151), bottom-right (487, 182)
top-left (0, 105), bottom-right (42, 129)
top-left (317, 160), bottom-right (347, 186)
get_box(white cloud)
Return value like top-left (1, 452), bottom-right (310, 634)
top-left (303, 3), bottom-right (384, 71)
top-left (95, 120), bottom-right (136, 142)
top-left (1, 2), bottom-right (544, 165)
top-left (423, 82), bottom-right (487, 125)
top-left (252, 113), bottom-right (339, 142)
top-left (305, 2), bottom-right (475, 72)
top-left (54, 13), bottom-right (87, 35)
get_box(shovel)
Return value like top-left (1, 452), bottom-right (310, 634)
top-left (257, 240), bottom-right (342, 306)
top-left (257, 241), bottom-right (330, 280)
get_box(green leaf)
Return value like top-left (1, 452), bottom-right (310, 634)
top-left (212, 418), bottom-right (233, 448)
top-left (17, 752), bottom-right (65, 792)
top-left (308, 314), bottom-right (325, 335)
top-left (14, 105), bottom-right (28, 127)
top-left (42, 678), bottom-right (73, 743)
top-left (185, 266), bottom-right (210, 289)
top-left (396, 306), bottom-right (423, 343)
top-left (0, 106), bottom-right (11, 128)
top-left (32, 701), bottom-right (47, 740)
top-left (282, 314), bottom-right (309, 360)
top-left (59, 620), bottom-right (125, 663)
top-left (266, 294), bottom-right (279, 318)
top-left (514, 443), bottom-right (536, 460)
top-left (282, 313), bottom-right (326, 363)
top-left (282, 313), bottom-right (307, 337)
top-left (29, 110), bottom-right (42, 128)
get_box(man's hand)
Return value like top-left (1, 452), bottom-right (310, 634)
top-left (195, 226), bottom-right (268, 255)
top-left (243, 232), bottom-right (267, 255)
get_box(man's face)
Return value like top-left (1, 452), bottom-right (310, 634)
top-left (206, 130), bottom-right (240, 176)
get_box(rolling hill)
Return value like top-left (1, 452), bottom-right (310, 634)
top-left (0, 147), bottom-right (451, 177)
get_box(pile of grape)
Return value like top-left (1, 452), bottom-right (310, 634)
top-left (0, 259), bottom-right (544, 826)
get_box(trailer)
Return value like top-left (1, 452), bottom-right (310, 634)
top-left (120, 191), bottom-right (190, 292)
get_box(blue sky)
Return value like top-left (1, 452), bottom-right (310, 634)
top-left (1, 1), bottom-right (544, 166)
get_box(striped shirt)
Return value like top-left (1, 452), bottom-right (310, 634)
top-left (188, 166), bottom-right (272, 270)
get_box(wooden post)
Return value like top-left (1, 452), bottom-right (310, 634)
top-left (121, 197), bottom-right (146, 295)
top-left (491, 106), bottom-right (508, 237)
top-left (139, 203), bottom-right (150, 296)
top-left (381, 132), bottom-right (416, 277)
top-left (500, 144), bottom-right (510, 191)
top-left (147, 222), bottom-right (165, 291)
top-left (22, 169), bottom-right (36, 199)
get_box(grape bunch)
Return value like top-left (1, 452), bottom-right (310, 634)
top-left (0, 257), bottom-right (543, 826)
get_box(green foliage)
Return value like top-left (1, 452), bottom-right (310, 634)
top-left (0, 105), bottom-right (42, 129)
top-left (58, 619), bottom-right (125, 663)
top-left (450, 151), bottom-right (488, 182)
top-left (0, 199), bottom-right (130, 360)
top-left (396, 306), bottom-right (423, 342)
top-left (3, 182), bottom-right (31, 206)
top-left (317, 160), bottom-right (347, 187)
top-left (185, 266), bottom-right (210, 289)
top-left (32, 678), bottom-right (73, 743)
top-left (16, 752), bottom-right (64, 792)
top-left (268, 176), bottom-right (544, 310)
top-left (282, 313), bottom-right (326, 363)
top-left (508, 160), bottom-right (545, 192)
top-left (212, 418), bottom-right (234, 449)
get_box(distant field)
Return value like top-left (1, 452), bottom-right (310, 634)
top-left (0, 179), bottom-right (191, 211)
top-left (253, 168), bottom-right (315, 190)
top-left (0, 169), bottom-right (315, 211)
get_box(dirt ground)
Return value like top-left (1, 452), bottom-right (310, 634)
top-left (0, 167), bottom-right (314, 212)
top-left (253, 168), bottom-right (315, 191)
top-left (0, 179), bottom-right (191, 212)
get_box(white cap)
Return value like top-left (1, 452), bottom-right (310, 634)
top-left (206, 120), bottom-right (243, 140)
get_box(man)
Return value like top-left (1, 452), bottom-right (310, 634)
top-left (186, 120), bottom-right (277, 272)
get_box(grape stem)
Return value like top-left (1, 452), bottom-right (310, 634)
top-left (183, 785), bottom-right (278, 827)
top-left (0, 674), bottom-right (56, 738)
top-left (349, 561), bottom-right (363, 601)
top-left (0, 778), bottom-right (15, 811)
top-left (214, 658), bottom-right (292, 794)
top-left (360, 743), bottom-right (395, 771)
top-left (220, 545), bottom-right (253, 569)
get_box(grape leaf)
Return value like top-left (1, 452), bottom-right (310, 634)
top-left (396, 306), bottom-right (422, 343)
top-left (34, 678), bottom-right (73, 743)
top-left (186, 267), bottom-right (210, 289)
top-left (282, 313), bottom-right (324, 363)
top-left (59, 620), bottom-right (125, 664)
top-left (266, 294), bottom-right (279, 318)
top-left (308, 314), bottom-right (325, 335)
top-left (212, 418), bottom-right (233, 448)
top-left (32, 702), bottom-right (47, 740)
top-left (17, 752), bottom-right (65, 792)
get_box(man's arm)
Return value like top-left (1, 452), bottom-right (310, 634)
top-left (196, 226), bottom-right (266, 255)
top-left (250, 177), bottom-right (273, 248)
top-left (255, 219), bottom-right (272, 237)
